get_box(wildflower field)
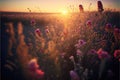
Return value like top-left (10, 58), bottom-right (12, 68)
top-left (1, 11), bottom-right (120, 80)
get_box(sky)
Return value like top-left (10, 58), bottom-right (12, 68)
top-left (0, 0), bottom-right (120, 12)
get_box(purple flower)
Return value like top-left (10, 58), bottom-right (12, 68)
top-left (70, 70), bottom-right (80, 80)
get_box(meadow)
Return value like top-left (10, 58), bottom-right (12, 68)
top-left (1, 11), bottom-right (120, 80)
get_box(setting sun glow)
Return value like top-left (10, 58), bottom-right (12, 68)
top-left (61, 10), bottom-right (68, 15)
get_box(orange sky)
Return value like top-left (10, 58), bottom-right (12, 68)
top-left (0, 0), bottom-right (120, 12)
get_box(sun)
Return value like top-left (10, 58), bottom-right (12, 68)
top-left (61, 10), bottom-right (68, 15)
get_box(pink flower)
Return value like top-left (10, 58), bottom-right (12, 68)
top-left (75, 39), bottom-right (86, 48)
top-left (35, 69), bottom-right (44, 78)
top-left (99, 51), bottom-right (109, 59)
top-left (78, 40), bottom-right (85, 44)
top-left (97, 48), bottom-right (103, 55)
top-left (28, 58), bottom-right (39, 71)
top-left (30, 19), bottom-right (36, 26)
top-left (70, 70), bottom-right (80, 80)
top-left (45, 28), bottom-right (49, 33)
top-left (86, 20), bottom-right (92, 27)
top-left (88, 49), bottom-right (97, 55)
top-left (35, 28), bottom-right (41, 36)
top-left (75, 44), bottom-right (80, 48)
top-left (28, 58), bottom-right (44, 79)
top-left (76, 49), bottom-right (82, 56)
top-left (114, 50), bottom-right (120, 60)
top-left (69, 56), bottom-right (74, 60)
top-left (97, 48), bottom-right (110, 59)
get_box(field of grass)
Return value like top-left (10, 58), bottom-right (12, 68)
top-left (1, 11), bottom-right (120, 80)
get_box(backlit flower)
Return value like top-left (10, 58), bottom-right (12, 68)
top-left (28, 58), bottom-right (44, 79)
top-left (35, 69), bottom-right (44, 78)
top-left (28, 58), bottom-right (39, 71)
top-left (97, 48), bottom-right (103, 55)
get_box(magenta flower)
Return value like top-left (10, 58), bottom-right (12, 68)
top-left (114, 50), bottom-right (120, 60)
top-left (70, 70), bottom-right (80, 80)
top-left (97, 48), bottom-right (103, 55)
top-left (99, 51), bottom-right (109, 59)
top-left (78, 40), bottom-right (86, 45)
top-left (97, 48), bottom-right (110, 59)
top-left (35, 28), bottom-right (41, 36)
top-left (86, 20), bottom-right (92, 27)
top-left (75, 39), bottom-right (86, 48)
top-left (88, 49), bottom-right (97, 55)
top-left (30, 19), bottom-right (36, 26)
